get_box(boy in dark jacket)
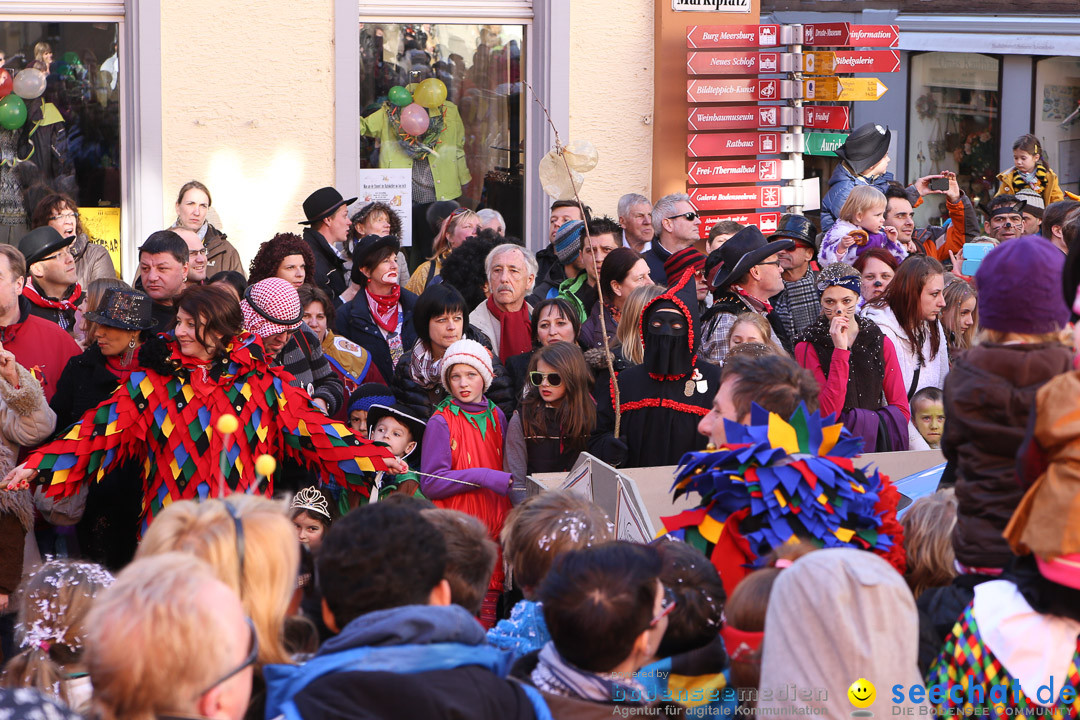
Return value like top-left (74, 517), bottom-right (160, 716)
top-left (265, 501), bottom-right (545, 720)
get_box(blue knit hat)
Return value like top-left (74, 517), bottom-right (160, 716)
top-left (553, 220), bottom-right (585, 265)
top-left (976, 235), bottom-right (1069, 334)
top-left (347, 383), bottom-right (396, 415)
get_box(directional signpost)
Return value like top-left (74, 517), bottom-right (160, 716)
top-left (687, 132), bottom-right (803, 158)
top-left (697, 212), bottom-right (782, 238)
top-left (803, 50), bottom-right (901, 75)
top-left (687, 159), bottom-right (798, 185)
top-left (802, 23), bottom-right (900, 48)
top-left (689, 185), bottom-right (797, 211)
top-left (687, 78), bottom-right (800, 103)
top-left (803, 77), bottom-right (888, 102)
top-left (804, 132), bottom-right (848, 156)
top-left (686, 51), bottom-right (800, 75)
top-left (686, 24), bottom-right (800, 49)
top-left (802, 105), bottom-right (851, 130)
top-left (688, 105), bottom-right (799, 130)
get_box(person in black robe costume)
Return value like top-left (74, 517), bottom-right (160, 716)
top-left (590, 269), bottom-right (721, 467)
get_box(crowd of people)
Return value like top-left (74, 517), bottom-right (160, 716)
top-left (0, 121), bottom-right (1078, 718)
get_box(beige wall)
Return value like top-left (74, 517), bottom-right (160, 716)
top-left (159, 0), bottom-right (338, 269)
top-left (568, 0), bottom-right (654, 219)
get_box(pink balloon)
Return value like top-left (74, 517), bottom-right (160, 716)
top-left (399, 103), bottom-right (430, 136)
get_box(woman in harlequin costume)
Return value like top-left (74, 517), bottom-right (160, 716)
top-left (590, 269), bottom-right (722, 468)
top-left (0, 285), bottom-right (401, 534)
top-left (661, 403), bottom-right (905, 597)
top-left (419, 337), bottom-right (512, 629)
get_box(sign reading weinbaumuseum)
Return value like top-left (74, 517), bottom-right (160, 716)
top-left (673, 0), bottom-right (751, 13)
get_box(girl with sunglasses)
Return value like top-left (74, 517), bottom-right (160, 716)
top-left (504, 341), bottom-right (596, 504)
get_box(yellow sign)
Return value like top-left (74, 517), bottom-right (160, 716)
top-left (803, 51), bottom-right (836, 75)
top-left (78, 207), bottom-right (122, 276)
top-left (803, 77), bottom-right (887, 102)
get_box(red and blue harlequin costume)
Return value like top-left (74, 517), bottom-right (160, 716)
top-left (24, 333), bottom-right (394, 534)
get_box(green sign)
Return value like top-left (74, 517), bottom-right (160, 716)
top-left (804, 132), bottom-right (848, 156)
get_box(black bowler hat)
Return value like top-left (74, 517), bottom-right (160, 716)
top-left (84, 288), bottom-right (155, 331)
top-left (708, 226), bottom-right (794, 291)
top-left (769, 214), bottom-right (817, 253)
top-left (18, 226), bottom-right (75, 267)
top-left (351, 234), bottom-right (401, 284)
top-left (835, 123), bottom-right (891, 175)
top-left (300, 187), bottom-right (358, 226)
top-left (367, 403), bottom-right (426, 455)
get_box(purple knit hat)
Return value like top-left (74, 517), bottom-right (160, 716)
top-left (975, 235), bottom-right (1069, 334)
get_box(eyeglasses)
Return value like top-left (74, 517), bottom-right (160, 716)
top-left (189, 247), bottom-right (208, 258)
top-left (39, 248), bottom-right (73, 263)
top-left (529, 371), bottom-right (562, 387)
top-left (649, 586), bottom-right (678, 628)
top-left (49, 212), bottom-right (78, 222)
top-left (197, 616), bottom-right (259, 696)
top-left (757, 260), bottom-right (781, 268)
top-left (667, 211), bottom-right (699, 222)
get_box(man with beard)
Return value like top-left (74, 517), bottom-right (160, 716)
top-left (590, 270), bottom-right (721, 468)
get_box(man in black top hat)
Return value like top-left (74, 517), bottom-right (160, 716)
top-left (769, 214), bottom-right (821, 340)
top-left (18, 226), bottom-right (83, 333)
top-left (300, 186), bottom-right (356, 300)
top-left (700, 226), bottom-right (794, 364)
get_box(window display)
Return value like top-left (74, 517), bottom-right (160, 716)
top-left (907, 52), bottom-right (1001, 226)
top-left (359, 23), bottom-right (525, 263)
top-left (1034, 56), bottom-right (1080, 197)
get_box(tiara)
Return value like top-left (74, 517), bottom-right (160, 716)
top-left (291, 487), bottom-right (331, 520)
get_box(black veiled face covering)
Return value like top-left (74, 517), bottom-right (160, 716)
top-left (643, 303), bottom-right (692, 377)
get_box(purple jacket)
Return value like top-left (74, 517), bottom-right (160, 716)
top-left (419, 398), bottom-right (513, 499)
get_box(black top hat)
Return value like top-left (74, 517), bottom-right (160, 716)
top-left (352, 234), bottom-right (401, 272)
top-left (84, 288), bottom-right (155, 331)
top-left (708, 226), bottom-right (794, 291)
top-left (300, 187), bottom-right (358, 226)
top-left (835, 123), bottom-right (891, 176)
top-left (769, 213), bottom-right (816, 249)
top-left (367, 403), bottom-right (426, 455)
top-left (18, 226), bottom-right (75, 267)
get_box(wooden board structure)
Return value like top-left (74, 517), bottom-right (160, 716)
top-left (529, 449), bottom-right (944, 536)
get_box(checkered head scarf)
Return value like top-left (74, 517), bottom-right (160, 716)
top-left (241, 277), bottom-right (303, 337)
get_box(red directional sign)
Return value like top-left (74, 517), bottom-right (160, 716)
top-left (689, 185), bottom-right (785, 211)
top-left (687, 132), bottom-right (794, 157)
top-left (687, 159), bottom-right (785, 185)
top-left (802, 105), bottom-right (851, 130)
top-left (686, 51), bottom-right (781, 75)
top-left (802, 23), bottom-right (899, 48)
top-left (688, 105), bottom-right (792, 131)
top-left (687, 24), bottom-right (782, 49)
top-left (698, 212), bottom-right (781, 239)
top-left (687, 78), bottom-right (796, 103)
top-left (804, 50), bottom-right (901, 75)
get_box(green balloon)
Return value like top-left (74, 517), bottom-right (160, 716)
top-left (387, 86), bottom-right (412, 107)
top-left (0, 94), bottom-right (26, 131)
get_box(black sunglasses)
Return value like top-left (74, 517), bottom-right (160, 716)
top-left (198, 616), bottom-right (259, 695)
top-left (529, 371), bottom-right (562, 387)
top-left (667, 211), bottom-right (699, 222)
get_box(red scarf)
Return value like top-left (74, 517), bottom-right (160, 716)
top-left (22, 282), bottom-right (83, 311)
top-left (366, 285), bottom-right (401, 333)
top-left (486, 296), bottom-right (531, 363)
top-left (732, 284), bottom-right (773, 314)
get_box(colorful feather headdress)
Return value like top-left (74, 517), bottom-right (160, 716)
top-left (661, 403), bottom-right (905, 594)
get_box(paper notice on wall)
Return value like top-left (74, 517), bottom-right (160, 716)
top-left (355, 169), bottom-right (413, 246)
top-left (78, 207), bottom-right (122, 276)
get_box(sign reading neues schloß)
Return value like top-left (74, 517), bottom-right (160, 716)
top-left (673, 0), bottom-right (751, 13)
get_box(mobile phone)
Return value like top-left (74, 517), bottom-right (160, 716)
top-left (929, 176), bottom-right (949, 192)
top-left (961, 242), bottom-right (994, 276)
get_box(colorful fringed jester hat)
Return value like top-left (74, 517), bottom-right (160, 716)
top-left (661, 404), bottom-right (905, 596)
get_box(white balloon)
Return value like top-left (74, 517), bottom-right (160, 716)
top-left (13, 68), bottom-right (46, 100)
top-left (538, 150), bottom-right (583, 200)
top-left (562, 139), bottom-right (598, 173)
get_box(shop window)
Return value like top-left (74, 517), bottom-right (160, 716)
top-left (1034, 56), bottom-right (1080, 198)
top-left (0, 21), bottom-right (120, 266)
top-left (907, 52), bottom-right (1000, 226)
top-left (358, 23), bottom-right (526, 262)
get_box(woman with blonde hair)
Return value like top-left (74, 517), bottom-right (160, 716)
top-left (404, 208), bottom-right (479, 294)
top-left (137, 495), bottom-right (299, 719)
top-left (0, 560), bottom-right (114, 713)
top-left (726, 312), bottom-right (774, 354)
top-left (940, 279), bottom-right (977, 360)
top-left (617, 284), bottom-right (665, 366)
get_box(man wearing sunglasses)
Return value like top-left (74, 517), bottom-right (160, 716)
top-left (643, 193), bottom-right (701, 285)
top-left (86, 553), bottom-right (255, 720)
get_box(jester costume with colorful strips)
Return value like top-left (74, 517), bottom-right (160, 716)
top-left (24, 333), bottom-right (394, 533)
top-left (661, 404), bottom-right (905, 596)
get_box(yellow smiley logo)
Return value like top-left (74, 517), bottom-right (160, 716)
top-left (847, 678), bottom-right (876, 709)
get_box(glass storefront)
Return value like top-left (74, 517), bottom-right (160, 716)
top-left (0, 21), bottom-right (120, 261)
top-left (1034, 56), bottom-right (1080, 197)
top-left (358, 22), bottom-right (526, 261)
top-left (907, 52), bottom-right (1000, 226)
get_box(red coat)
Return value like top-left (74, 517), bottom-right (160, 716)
top-left (0, 297), bottom-right (81, 402)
